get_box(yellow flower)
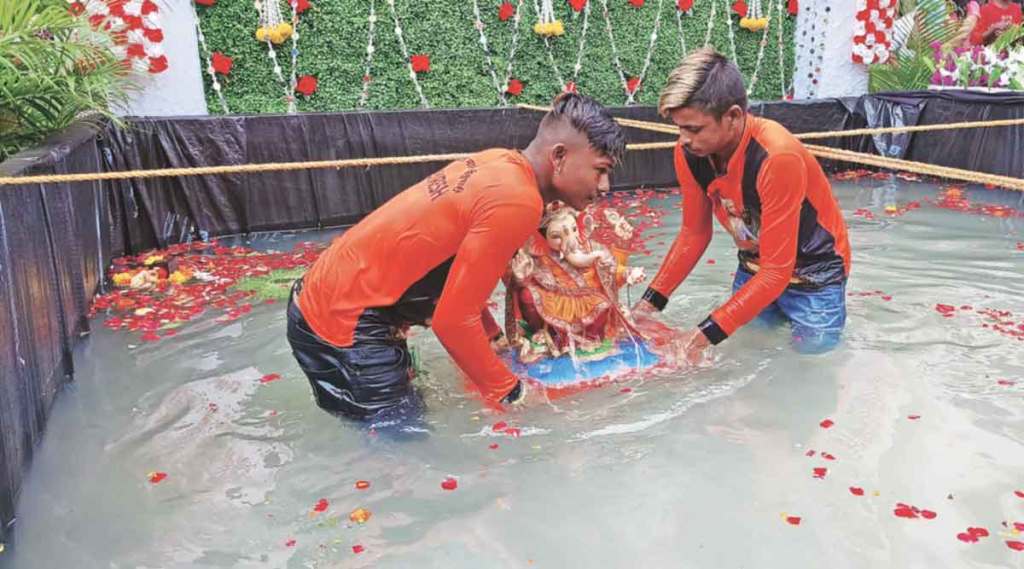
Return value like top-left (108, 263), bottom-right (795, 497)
top-left (255, 27), bottom-right (268, 42)
top-left (112, 272), bottom-right (133, 286)
top-left (551, 20), bottom-right (565, 36)
top-left (169, 270), bottom-right (192, 285)
top-left (143, 254), bottom-right (164, 266)
top-left (349, 507), bottom-right (372, 524)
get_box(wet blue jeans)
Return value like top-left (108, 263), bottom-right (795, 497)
top-left (731, 267), bottom-right (846, 354)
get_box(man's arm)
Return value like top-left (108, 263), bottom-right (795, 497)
top-left (432, 201), bottom-right (540, 406)
top-left (700, 152), bottom-right (806, 343)
top-left (643, 145), bottom-right (714, 310)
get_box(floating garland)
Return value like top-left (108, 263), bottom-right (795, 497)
top-left (386, 0), bottom-right (430, 108)
top-left (358, 0), bottom-right (378, 108)
top-left (192, 2), bottom-right (229, 113)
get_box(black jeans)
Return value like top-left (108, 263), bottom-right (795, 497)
top-left (286, 279), bottom-right (414, 419)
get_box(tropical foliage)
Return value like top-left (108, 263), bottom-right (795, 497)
top-left (0, 0), bottom-right (134, 162)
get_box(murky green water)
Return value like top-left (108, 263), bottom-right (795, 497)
top-left (2, 178), bottom-right (1023, 568)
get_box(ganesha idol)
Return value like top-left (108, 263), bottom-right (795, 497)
top-left (499, 203), bottom-right (665, 391)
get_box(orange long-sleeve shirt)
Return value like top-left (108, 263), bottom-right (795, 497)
top-left (298, 149), bottom-right (543, 404)
top-left (645, 115), bottom-right (850, 343)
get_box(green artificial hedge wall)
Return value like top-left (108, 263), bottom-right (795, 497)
top-left (195, 0), bottom-right (796, 113)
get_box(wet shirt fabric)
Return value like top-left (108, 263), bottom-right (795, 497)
top-left (646, 115), bottom-right (851, 342)
top-left (298, 149), bottom-right (544, 405)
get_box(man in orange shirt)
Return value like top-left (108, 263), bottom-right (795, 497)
top-left (287, 93), bottom-right (626, 419)
top-left (636, 48), bottom-right (851, 358)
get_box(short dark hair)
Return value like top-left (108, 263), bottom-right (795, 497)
top-left (543, 92), bottom-right (627, 165)
top-left (659, 48), bottom-right (748, 118)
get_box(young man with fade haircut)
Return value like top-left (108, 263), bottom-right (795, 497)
top-left (287, 93), bottom-right (627, 419)
top-left (635, 48), bottom-right (851, 358)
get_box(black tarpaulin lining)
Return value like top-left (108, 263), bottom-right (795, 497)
top-left (1, 91), bottom-right (1022, 541)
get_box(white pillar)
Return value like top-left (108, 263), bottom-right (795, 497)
top-left (793, 0), bottom-right (869, 100)
top-left (116, 0), bottom-right (209, 117)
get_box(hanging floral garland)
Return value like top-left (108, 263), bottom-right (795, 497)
top-left (471, 0), bottom-right (526, 105)
top-left (675, 0), bottom-right (691, 56)
top-left (358, 0), bottom-right (378, 108)
top-left (745, 0), bottom-right (775, 93)
top-left (70, 0), bottom-right (168, 74)
top-left (386, 0), bottom-right (430, 108)
top-left (534, 0), bottom-right (565, 36)
top-left (191, 2), bottom-right (229, 113)
top-left (598, 0), bottom-right (664, 104)
top-left (740, 0), bottom-right (769, 31)
top-left (793, 0), bottom-right (828, 98)
top-left (286, 1), bottom-right (304, 110)
top-left (851, 0), bottom-right (896, 65)
top-left (777, 0), bottom-right (790, 97)
top-left (254, 0), bottom-right (298, 111)
top-left (723, 0), bottom-right (740, 63)
top-left (531, 0), bottom-right (591, 92)
top-left (702, 0), bottom-right (717, 46)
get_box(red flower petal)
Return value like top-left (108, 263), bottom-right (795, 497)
top-left (1007, 540), bottom-right (1024, 551)
top-left (355, 480), bottom-right (370, 490)
top-left (849, 487), bottom-right (864, 496)
top-left (295, 0), bottom-right (311, 14)
top-left (410, 54), bottom-right (430, 73)
top-left (313, 498), bottom-right (329, 512)
top-left (677, 0), bottom-right (693, 11)
top-left (626, 76), bottom-right (641, 94)
top-left (498, 1), bottom-right (515, 21)
top-left (296, 74), bottom-right (317, 97)
top-left (921, 510), bottom-right (937, 519)
top-left (568, 0), bottom-right (588, 12)
top-left (489, 443), bottom-right (499, 449)
top-left (967, 527), bottom-right (989, 537)
top-left (211, 51), bottom-right (232, 75)
top-left (935, 303), bottom-right (956, 315)
top-left (821, 452), bottom-right (836, 461)
top-left (805, 450), bottom-right (816, 457)
top-left (441, 477), bottom-right (458, 491)
top-left (894, 505), bottom-right (918, 518)
top-left (812, 467), bottom-right (828, 479)
top-left (907, 415), bottom-right (921, 420)
top-left (1015, 490), bottom-right (1024, 499)
top-left (819, 419), bottom-right (834, 429)
top-left (148, 471), bottom-right (168, 484)
top-left (506, 78), bottom-right (523, 96)
top-left (628, 0), bottom-right (645, 7)
top-left (620, 387), bottom-right (633, 393)
top-left (285, 538), bottom-right (296, 547)
top-left (260, 373), bottom-right (282, 384)
top-left (492, 421), bottom-right (508, 432)
top-left (786, 516), bottom-right (801, 525)
top-left (352, 544), bottom-right (365, 554)
top-left (957, 532), bottom-right (978, 543)
top-left (997, 379), bottom-right (1015, 386)
top-left (505, 427), bottom-right (521, 438)
top-left (732, 0), bottom-right (748, 17)
top-left (1014, 522), bottom-right (1024, 531)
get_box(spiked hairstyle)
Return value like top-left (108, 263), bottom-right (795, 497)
top-left (542, 92), bottom-right (627, 165)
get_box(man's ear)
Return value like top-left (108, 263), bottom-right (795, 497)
top-left (550, 143), bottom-right (568, 172)
top-left (724, 105), bottom-right (745, 124)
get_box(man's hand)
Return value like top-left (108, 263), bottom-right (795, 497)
top-left (673, 327), bottom-right (711, 366)
top-left (630, 298), bottom-right (658, 318)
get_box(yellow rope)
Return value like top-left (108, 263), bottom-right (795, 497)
top-left (0, 104), bottom-right (1020, 188)
top-left (518, 102), bottom-right (1024, 141)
